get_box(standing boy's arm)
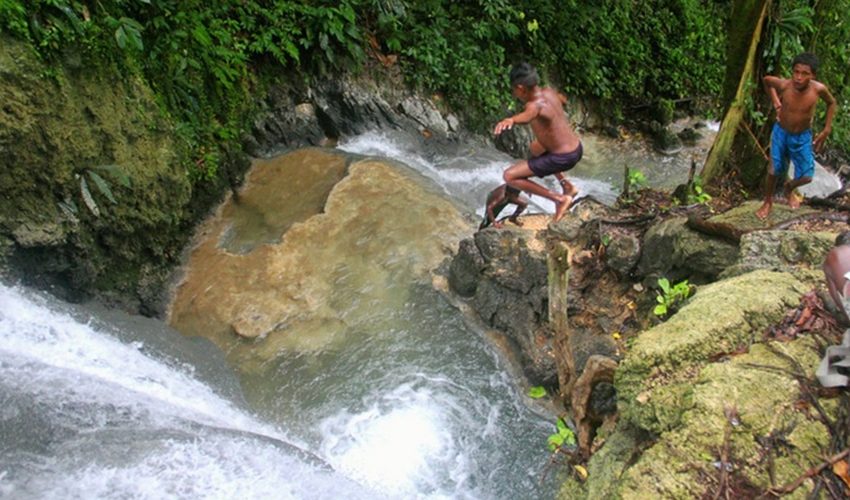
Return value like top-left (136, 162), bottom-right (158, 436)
top-left (814, 83), bottom-right (838, 152)
top-left (494, 101), bottom-right (541, 134)
top-left (763, 76), bottom-right (784, 111)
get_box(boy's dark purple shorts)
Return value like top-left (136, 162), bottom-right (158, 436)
top-left (528, 143), bottom-right (583, 178)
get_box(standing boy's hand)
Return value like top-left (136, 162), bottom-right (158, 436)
top-left (814, 128), bottom-right (831, 152)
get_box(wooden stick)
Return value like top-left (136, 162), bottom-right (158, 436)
top-left (766, 448), bottom-right (849, 496)
top-left (738, 120), bottom-right (770, 160)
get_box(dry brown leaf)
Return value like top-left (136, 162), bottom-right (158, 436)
top-left (833, 459), bottom-right (850, 489)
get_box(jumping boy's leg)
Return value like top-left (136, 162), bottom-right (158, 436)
top-left (503, 161), bottom-right (571, 221)
top-left (555, 173), bottom-right (578, 197)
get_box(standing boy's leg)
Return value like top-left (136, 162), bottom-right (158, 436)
top-left (756, 123), bottom-right (789, 220)
top-left (784, 129), bottom-right (815, 209)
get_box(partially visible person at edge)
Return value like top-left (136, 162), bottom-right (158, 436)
top-left (823, 231), bottom-right (850, 325)
top-left (756, 52), bottom-right (837, 220)
top-left (479, 183), bottom-right (529, 230)
top-left (494, 62), bottom-right (583, 223)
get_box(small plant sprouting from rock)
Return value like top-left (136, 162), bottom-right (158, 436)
top-left (528, 386), bottom-right (547, 399)
top-left (58, 165), bottom-right (131, 220)
top-left (653, 277), bottom-right (694, 318)
top-left (686, 175), bottom-right (712, 205)
top-left (547, 417), bottom-right (577, 452)
top-left (627, 168), bottom-right (647, 191)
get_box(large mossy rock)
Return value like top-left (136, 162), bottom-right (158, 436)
top-left (635, 201), bottom-right (821, 285)
top-left (0, 35), bottom-right (191, 308)
top-left (565, 337), bottom-right (829, 499)
top-left (560, 269), bottom-right (833, 498)
top-left (617, 270), bottom-right (809, 433)
top-left (721, 230), bottom-right (835, 281)
top-left (636, 216), bottom-right (738, 284)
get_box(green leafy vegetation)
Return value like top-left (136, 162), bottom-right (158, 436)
top-left (58, 165), bottom-right (131, 220)
top-left (3, 0), bottom-right (847, 188)
top-left (653, 277), bottom-right (694, 318)
top-left (627, 168), bottom-right (648, 191)
top-left (528, 386), bottom-right (547, 398)
top-left (547, 417), bottom-right (577, 452)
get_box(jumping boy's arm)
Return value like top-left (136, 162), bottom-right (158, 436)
top-left (814, 83), bottom-right (838, 152)
top-left (494, 101), bottom-right (541, 135)
top-left (763, 75), bottom-right (784, 111)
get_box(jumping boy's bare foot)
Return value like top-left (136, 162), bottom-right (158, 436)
top-left (755, 201), bottom-right (771, 220)
top-left (553, 195), bottom-right (573, 222)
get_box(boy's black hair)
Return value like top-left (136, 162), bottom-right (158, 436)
top-left (836, 231), bottom-right (850, 246)
top-left (505, 185), bottom-right (521, 196)
top-left (792, 52), bottom-right (819, 75)
top-left (510, 62), bottom-right (539, 87)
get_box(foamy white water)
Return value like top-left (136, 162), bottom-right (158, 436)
top-left (0, 284), bottom-right (378, 499)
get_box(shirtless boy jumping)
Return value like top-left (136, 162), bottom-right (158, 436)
top-left (756, 52), bottom-right (837, 220)
top-left (494, 62), bottom-right (583, 223)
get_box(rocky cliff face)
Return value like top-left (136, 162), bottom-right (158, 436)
top-left (0, 36), bottom-right (471, 313)
top-left (446, 199), bottom-right (848, 498)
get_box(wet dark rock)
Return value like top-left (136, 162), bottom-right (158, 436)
top-left (448, 238), bottom-right (485, 297)
top-left (605, 233), bottom-right (641, 276)
top-left (448, 226), bottom-right (552, 383)
top-left (493, 122), bottom-right (533, 159)
top-left (649, 122), bottom-right (683, 154)
top-left (677, 127), bottom-right (701, 146)
top-left (637, 216), bottom-right (738, 284)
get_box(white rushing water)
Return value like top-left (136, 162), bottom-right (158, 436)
top-left (0, 284), bottom-right (378, 499)
top-left (1, 279), bottom-right (557, 499)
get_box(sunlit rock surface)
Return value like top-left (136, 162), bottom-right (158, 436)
top-left (169, 148), bottom-right (470, 368)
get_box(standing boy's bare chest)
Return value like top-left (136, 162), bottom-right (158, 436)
top-left (780, 86), bottom-right (818, 115)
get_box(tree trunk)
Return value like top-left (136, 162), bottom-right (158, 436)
top-left (701, 0), bottom-right (770, 183)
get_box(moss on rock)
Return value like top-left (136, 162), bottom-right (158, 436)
top-left (617, 270), bottom-right (809, 434)
top-left (616, 337), bottom-right (827, 498)
top-left (0, 35), bottom-right (192, 307)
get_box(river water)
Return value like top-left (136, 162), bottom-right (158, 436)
top-left (1, 126), bottom-right (719, 499)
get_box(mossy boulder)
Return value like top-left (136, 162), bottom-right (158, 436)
top-left (616, 270), bottom-right (809, 434)
top-left (615, 337), bottom-right (827, 498)
top-left (563, 271), bottom-right (831, 498)
top-left (721, 230), bottom-right (835, 282)
top-left (0, 35), bottom-right (191, 307)
top-left (636, 216), bottom-right (739, 284)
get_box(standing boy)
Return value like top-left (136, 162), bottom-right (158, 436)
top-left (479, 184), bottom-right (528, 229)
top-left (756, 52), bottom-right (837, 220)
top-left (494, 62), bottom-right (583, 223)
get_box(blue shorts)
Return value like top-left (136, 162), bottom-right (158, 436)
top-left (528, 144), bottom-right (583, 178)
top-left (771, 122), bottom-right (814, 180)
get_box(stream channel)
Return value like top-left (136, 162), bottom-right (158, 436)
top-left (1, 123), bottom-right (717, 499)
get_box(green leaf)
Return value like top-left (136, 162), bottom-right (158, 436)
top-left (654, 304), bottom-right (667, 316)
top-left (80, 176), bottom-right (100, 216)
top-left (115, 26), bottom-right (127, 49)
top-left (93, 165), bottom-right (131, 188)
top-left (528, 386), bottom-right (547, 399)
top-left (87, 170), bottom-right (116, 204)
top-left (556, 418), bottom-right (568, 433)
top-left (548, 434), bottom-right (564, 451)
